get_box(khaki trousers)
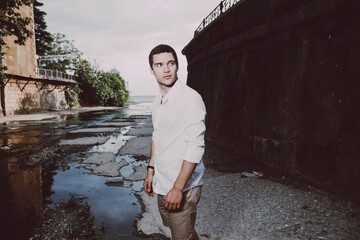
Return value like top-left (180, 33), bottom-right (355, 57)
top-left (157, 186), bottom-right (202, 240)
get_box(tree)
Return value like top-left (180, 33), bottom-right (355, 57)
top-left (41, 33), bottom-right (82, 71)
top-left (74, 59), bottom-right (98, 106)
top-left (41, 33), bottom-right (83, 107)
top-left (0, 0), bottom-right (34, 116)
top-left (101, 69), bottom-right (129, 106)
top-left (33, 0), bottom-right (52, 56)
top-left (0, 0), bottom-right (34, 47)
top-left (47, 34), bottom-right (129, 107)
top-left (75, 59), bottom-right (128, 107)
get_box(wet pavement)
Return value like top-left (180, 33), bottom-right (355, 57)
top-left (0, 99), bottom-right (155, 239)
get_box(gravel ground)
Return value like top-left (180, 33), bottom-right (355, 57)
top-left (196, 172), bottom-right (360, 240)
top-left (138, 153), bottom-right (360, 239)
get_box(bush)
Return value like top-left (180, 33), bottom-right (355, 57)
top-left (75, 60), bottom-right (128, 107)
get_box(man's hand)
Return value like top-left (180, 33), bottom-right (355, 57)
top-left (164, 187), bottom-right (183, 210)
top-left (144, 143), bottom-right (155, 197)
top-left (143, 175), bottom-right (154, 197)
top-left (163, 160), bottom-right (197, 210)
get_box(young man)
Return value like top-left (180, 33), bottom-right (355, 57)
top-left (143, 44), bottom-right (206, 240)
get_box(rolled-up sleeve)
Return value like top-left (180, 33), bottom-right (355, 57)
top-left (182, 95), bottom-right (206, 163)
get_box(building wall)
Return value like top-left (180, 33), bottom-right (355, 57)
top-left (1, 4), bottom-right (70, 116)
top-left (3, 5), bottom-right (37, 77)
top-left (183, 0), bottom-right (360, 203)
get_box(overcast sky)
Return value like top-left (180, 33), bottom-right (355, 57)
top-left (41, 0), bottom-right (220, 96)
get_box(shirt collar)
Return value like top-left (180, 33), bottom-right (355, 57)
top-left (161, 80), bottom-right (183, 104)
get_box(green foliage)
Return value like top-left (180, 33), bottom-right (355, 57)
top-left (0, 0), bottom-right (34, 45)
top-left (65, 84), bottom-right (81, 109)
top-left (41, 33), bottom-right (82, 71)
top-left (98, 69), bottom-right (129, 106)
top-left (75, 59), bottom-right (98, 106)
top-left (33, 0), bottom-right (52, 56)
top-left (41, 32), bottom-right (82, 107)
top-left (0, 0), bottom-right (34, 86)
top-left (75, 59), bottom-right (128, 107)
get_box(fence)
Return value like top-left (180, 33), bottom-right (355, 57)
top-left (194, 0), bottom-right (242, 36)
top-left (36, 68), bottom-right (76, 81)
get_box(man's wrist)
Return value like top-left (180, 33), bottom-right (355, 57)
top-left (173, 183), bottom-right (184, 193)
top-left (147, 165), bottom-right (155, 171)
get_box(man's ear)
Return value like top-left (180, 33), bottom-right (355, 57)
top-left (150, 68), bottom-right (154, 75)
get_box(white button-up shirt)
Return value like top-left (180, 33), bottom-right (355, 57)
top-left (152, 80), bottom-right (206, 195)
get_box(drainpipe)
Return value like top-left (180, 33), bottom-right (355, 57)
top-left (0, 34), bottom-right (6, 116)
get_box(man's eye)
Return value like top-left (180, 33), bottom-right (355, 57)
top-left (155, 63), bottom-right (162, 67)
top-left (169, 61), bottom-right (176, 66)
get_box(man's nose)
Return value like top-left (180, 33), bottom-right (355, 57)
top-left (163, 64), bottom-right (170, 72)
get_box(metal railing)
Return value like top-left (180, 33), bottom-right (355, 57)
top-left (194, 0), bottom-right (242, 36)
top-left (36, 68), bottom-right (76, 81)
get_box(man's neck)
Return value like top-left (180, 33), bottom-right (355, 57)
top-left (159, 79), bottom-right (178, 97)
top-left (159, 85), bottom-right (170, 97)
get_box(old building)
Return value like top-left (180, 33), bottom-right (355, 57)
top-left (1, 4), bottom-right (76, 116)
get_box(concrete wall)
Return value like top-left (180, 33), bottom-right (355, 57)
top-left (183, 0), bottom-right (360, 202)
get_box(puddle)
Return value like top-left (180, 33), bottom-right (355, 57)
top-left (50, 163), bottom-right (142, 239)
top-left (0, 96), bottom-right (155, 239)
top-left (118, 155), bottom-right (144, 177)
top-left (89, 127), bottom-right (134, 154)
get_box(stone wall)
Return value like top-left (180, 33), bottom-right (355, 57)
top-left (183, 0), bottom-right (360, 203)
top-left (5, 79), bottom-right (68, 115)
top-left (2, 78), bottom-right (69, 116)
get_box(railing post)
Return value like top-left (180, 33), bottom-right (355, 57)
top-left (36, 68), bottom-right (76, 81)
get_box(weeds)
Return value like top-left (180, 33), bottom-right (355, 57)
top-left (31, 194), bottom-right (103, 240)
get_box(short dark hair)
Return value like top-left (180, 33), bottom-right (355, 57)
top-left (148, 44), bottom-right (179, 69)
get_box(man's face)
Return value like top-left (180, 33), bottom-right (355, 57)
top-left (151, 52), bottom-right (178, 89)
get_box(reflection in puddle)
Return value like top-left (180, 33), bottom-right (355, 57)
top-left (50, 163), bottom-right (141, 238)
top-left (119, 155), bottom-right (145, 177)
top-left (0, 156), bottom-right (43, 239)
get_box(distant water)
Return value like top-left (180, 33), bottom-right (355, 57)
top-left (126, 95), bottom-right (155, 116)
top-left (128, 95), bottom-right (156, 103)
